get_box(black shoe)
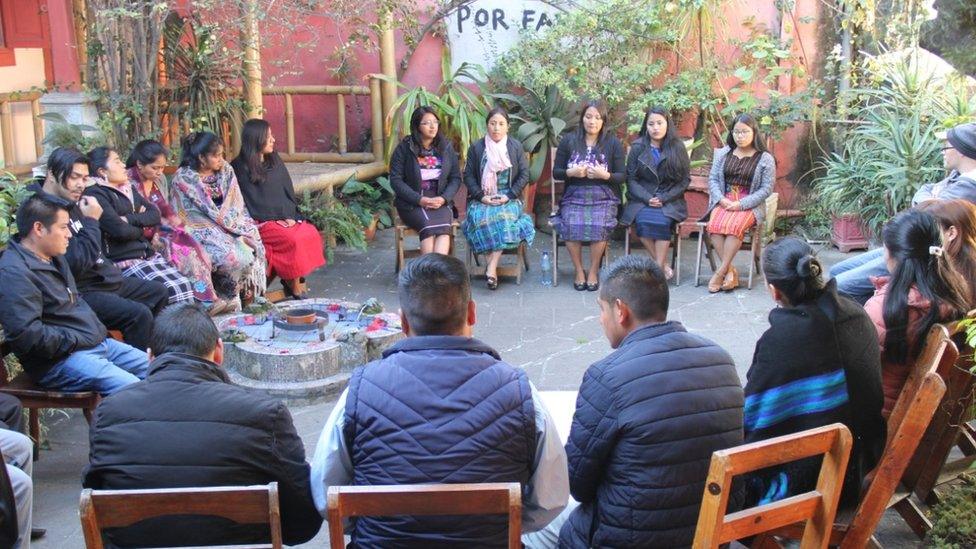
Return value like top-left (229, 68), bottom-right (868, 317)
top-left (31, 527), bottom-right (45, 540)
top-left (587, 282), bottom-right (599, 292)
top-left (573, 281), bottom-right (587, 291)
top-left (486, 276), bottom-right (498, 290)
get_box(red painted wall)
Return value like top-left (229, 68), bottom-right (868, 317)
top-left (46, 0), bottom-right (81, 90)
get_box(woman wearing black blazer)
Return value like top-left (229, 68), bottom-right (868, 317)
top-left (389, 106), bottom-right (462, 255)
top-left (621, 107), bottom-right (690, 280)
top-left (462, 107), bottom-right (536, 290)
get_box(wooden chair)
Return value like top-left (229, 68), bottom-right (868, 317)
top-left (693, 423), bottom-right (853, 549)
top-left (753, 325), bottom-right (954, 548)
top-left (394, 217), bottom-right (459, 274)
top-left (547, 147), bottom-right (609, 287)
top-left (79, 483), bottom-right (283, 549)
top-left (0, 341), bottom-right (100, 460)
top-left (694, 192), bottom-right (779, 289)
top-left (466, 190), bottom-right (532, 285)
top-left (327, 483), bottom-right (522, 549)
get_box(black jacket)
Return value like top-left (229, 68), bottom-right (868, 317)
top-left (83, 183), bottom-right (161, 262)
top-left (27, 182), bottom-right (123, 293)
top-left (560, 321), bottom-right (744, 548)
top-left (620, 137), bottom-right (691, 225)
top-left (82, 352), bottom-right (322, 547)
top-left (231, 153), bottom-right (300, 222)
top-left (744, 281), bottom-right (885, 508)
top-left (552, 133), bottom-right (626, 197)
top-left (389, 136), bottom-right (462, 211)
top-left (0, 239), bottom-right (106, 380)
top-left (463, 137), bottom-right (531, 201)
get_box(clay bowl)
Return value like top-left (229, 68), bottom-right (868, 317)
top-left (284, 308), bottom-right (318, 325)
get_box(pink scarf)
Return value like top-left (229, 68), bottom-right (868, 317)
top-left (481, 136), bottom-right (511, 197)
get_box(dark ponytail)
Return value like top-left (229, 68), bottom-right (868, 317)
top-left (881, 209), bottom-right (968, 364)
top-left (762, 236), bottom-right (826, 305)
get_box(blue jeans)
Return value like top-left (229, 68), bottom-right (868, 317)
top-left (38, 339), bottom-right (149, 396)
top-left (828, 247), bottom-right (888, 304)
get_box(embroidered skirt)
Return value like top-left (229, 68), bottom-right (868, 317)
top-left (117, 254), bottom-right (195, 305)
top-left (707, 186), bottom-right (757, 240)
top-left (634, 206), bottom-right (674, 240)
top-left (552, 185), bottom-right (619, 242)
top-left (462, 200), bottom-right (536, 255)
top-left (258, 221), bottom-right (326, 279)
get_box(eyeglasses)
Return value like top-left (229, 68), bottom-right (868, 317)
top-left (732, 130), bottom-right (753, 136)
top-left (942, 146), bottom-right (955, 152)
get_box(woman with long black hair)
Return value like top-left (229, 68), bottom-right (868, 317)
top-left (389, 106), bottom-right (462, 256)
top-left (864, 209), bottom-right (969, 416)
top-left (231, 119), bottom-right (325, 298)
top-left (620, 106), bottom-right (690, 279)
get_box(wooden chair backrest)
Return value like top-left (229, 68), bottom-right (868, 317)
top-left (886, 324), bottom-right (956, 448)
top-left (79, 483), bottom-right (283, 549)
top-left (693, 423), bottom-right (852, 549)
top-left (549, 146), bottom-right (561, 212)
top-left (839, 371), bottom-right (946, 548)
top-left (762, 193), bottom-right (779, 239)
top-left (327, 483), bottom-right (521, 549)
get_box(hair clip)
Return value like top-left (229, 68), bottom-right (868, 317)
top-left (929, 245), bottom-right (944, 257)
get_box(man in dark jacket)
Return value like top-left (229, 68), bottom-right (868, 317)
top-left (0, 194), bottom-right (148, 394)
top-left (82, 303), bottom-right (322, 547)
top-left (310, 253), bottom-right (568, 547)
top-left (30, 147), bottom-right (167, 351)
top-left (535, 255), bottom-right (744, 548)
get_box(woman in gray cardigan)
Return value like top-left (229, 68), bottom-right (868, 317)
top-left (704, 113), bottom-right (776, 292)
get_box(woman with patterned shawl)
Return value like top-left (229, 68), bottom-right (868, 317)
top-left (169, 131), bottom-right (266, 309)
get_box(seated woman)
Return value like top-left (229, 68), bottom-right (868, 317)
top-left (169, 131), bottom-right (267, 308)
top-left (704, 113), bottom-right (776, 293)
top-left (744, 236), bottom-right (886, 509)
top-left (552, 99), bottom-right (625, 291)
top-left (916, 199), bottom-right (976, 307)
top-left (461, 107), bottom-right (536, 290)
top-left (84, 147), bottom-right (195, 305)
top-left (864, 209), bottom-right (968, 416)
top-left (620, 106), bottom-right (690, 280)
top-left (231, 119), bottom-right (325, 298)
top-left (126, 139), bottom-right (225, 312)
top-left (390, 106), bottom-right (462, 255)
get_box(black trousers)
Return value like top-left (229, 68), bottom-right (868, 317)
top-left (82, 277), bottom-right (168, 352)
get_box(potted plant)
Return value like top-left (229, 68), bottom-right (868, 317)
top-left (297, 191), bottom-right (366, 261)
top-left (338, 175), bottom-right (395, 242)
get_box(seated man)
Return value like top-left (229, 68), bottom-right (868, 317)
top-left (82, 303), bottom-right (322, 547)
top-left (28, 147), bottom-right (167, 351)
top-left (830, 121), bottom-right (976, 303)
top-left (310, 254), bottom-right (568, 546)
top-left (0, 195), bottom-right (148, 395)
top-left (526, 255), bottom-right (744, 548)
top-left (0, 393), bottom-right (39, 548)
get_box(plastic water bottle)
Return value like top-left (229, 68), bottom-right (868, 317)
top-left (540, 252), bottom-right (553, 287)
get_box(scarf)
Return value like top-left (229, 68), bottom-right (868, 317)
top-left (480, 136), bottom-right (511, 197)
top-left (93, 175), bottom-right (135, 206)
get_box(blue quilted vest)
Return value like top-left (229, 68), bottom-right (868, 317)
top-left (343, 336), bottom-right (536, 548)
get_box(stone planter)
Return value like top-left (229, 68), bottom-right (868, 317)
top-left (831, 214), bottom-right (870, 253)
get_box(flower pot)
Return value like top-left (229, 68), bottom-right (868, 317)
top-left (681, 168), bottom-right (711, 238)
top-left (831, 215), bottom-right (870, 253)
top-left (284, 308), bottom-right (317, 325)
top-left (364, 214), bottom-right (380, 242)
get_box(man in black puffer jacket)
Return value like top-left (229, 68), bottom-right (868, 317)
top-left (528, 255), bottom-right (744, 548)
top-left (82, 303), bottom-right (322, 547)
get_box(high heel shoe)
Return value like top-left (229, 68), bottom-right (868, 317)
top-left (721, 266), bottom-right (739, 292)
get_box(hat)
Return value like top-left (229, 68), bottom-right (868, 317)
top-left (947, 122), bottom-right (976, 161)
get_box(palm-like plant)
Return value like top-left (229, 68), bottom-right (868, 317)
top-left (490, 86), bottom-right (571, 182)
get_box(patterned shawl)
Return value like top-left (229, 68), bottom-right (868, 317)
top-left (169, 164), bottom-right (267, 295)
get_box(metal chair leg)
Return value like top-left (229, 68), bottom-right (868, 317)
top-left (695, 226), bottom-right (705, 287)
top-left (624, 226), bottom-right (631, 255)
top-left (673, 233), bottom-right (681, 286)
top-left (551, 232), bottom-right (559, 287)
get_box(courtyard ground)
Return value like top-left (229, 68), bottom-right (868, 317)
top-left (29, 229), bottom-right (922, 547)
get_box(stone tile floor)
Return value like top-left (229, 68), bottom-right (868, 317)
top-left (32, 230), bottom-right (922, 547)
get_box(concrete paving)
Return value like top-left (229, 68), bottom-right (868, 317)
top-left (30, 230), bottom-right (922, 547)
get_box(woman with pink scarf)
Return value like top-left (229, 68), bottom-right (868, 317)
top-left (462, 107), bottom-right (536, 290)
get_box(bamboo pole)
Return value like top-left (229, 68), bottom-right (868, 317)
top-left (1, 101), bottom-right (14, 167)
top-left (337, 94), bottom-right (347, 154)
top-left (71, 0), bottom-right (88, 86)
top-left (263, 85), bottom-right (369, 95)
top-left (278, 152), bottom-right (375, 164)
top-left (369, 76), bottom-right (384, 160)
top-left (378, 10), bottom-right (397, 122)
top-left (241, 0), bottom-right (263, 118)
top-left (285, 93), bottom-right (296, 155)
top-left (292, 161), bottom-right (387, 195)
top-left (31, 99), bottom-right (43, 158)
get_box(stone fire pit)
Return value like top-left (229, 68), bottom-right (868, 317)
top-left (216, 298), bottom-right (404, 404)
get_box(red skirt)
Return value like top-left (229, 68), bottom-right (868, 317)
top-left (258, 221), bottom-right (326, 279)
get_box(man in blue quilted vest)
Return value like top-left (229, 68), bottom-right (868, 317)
top-left (527, 255), bottom-right (745, 548)
top-left (310, 253), bottom-right (568, 547)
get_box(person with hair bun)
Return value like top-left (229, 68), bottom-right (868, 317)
top-left (915, 199), bottom-right (976, 308)
top-left (865, 209), bottom-right (969, 416)
top-left (743, 236), bottom-right (885, 509)
top-left (169, 131), bottom-right (266, 311)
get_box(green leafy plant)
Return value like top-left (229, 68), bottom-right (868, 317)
top-left (37, 112), bottom-right (102, 152)
top-left (339, 175), bottom-right (395, 229)
top-left (381, 49), bottom-right (489, 164)
top-left (297, 191), bottom-right (366, 261)
top-left (490, 85), bottom-right (571, 182)
top-left (0, 173), bottom-right (30, 248)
